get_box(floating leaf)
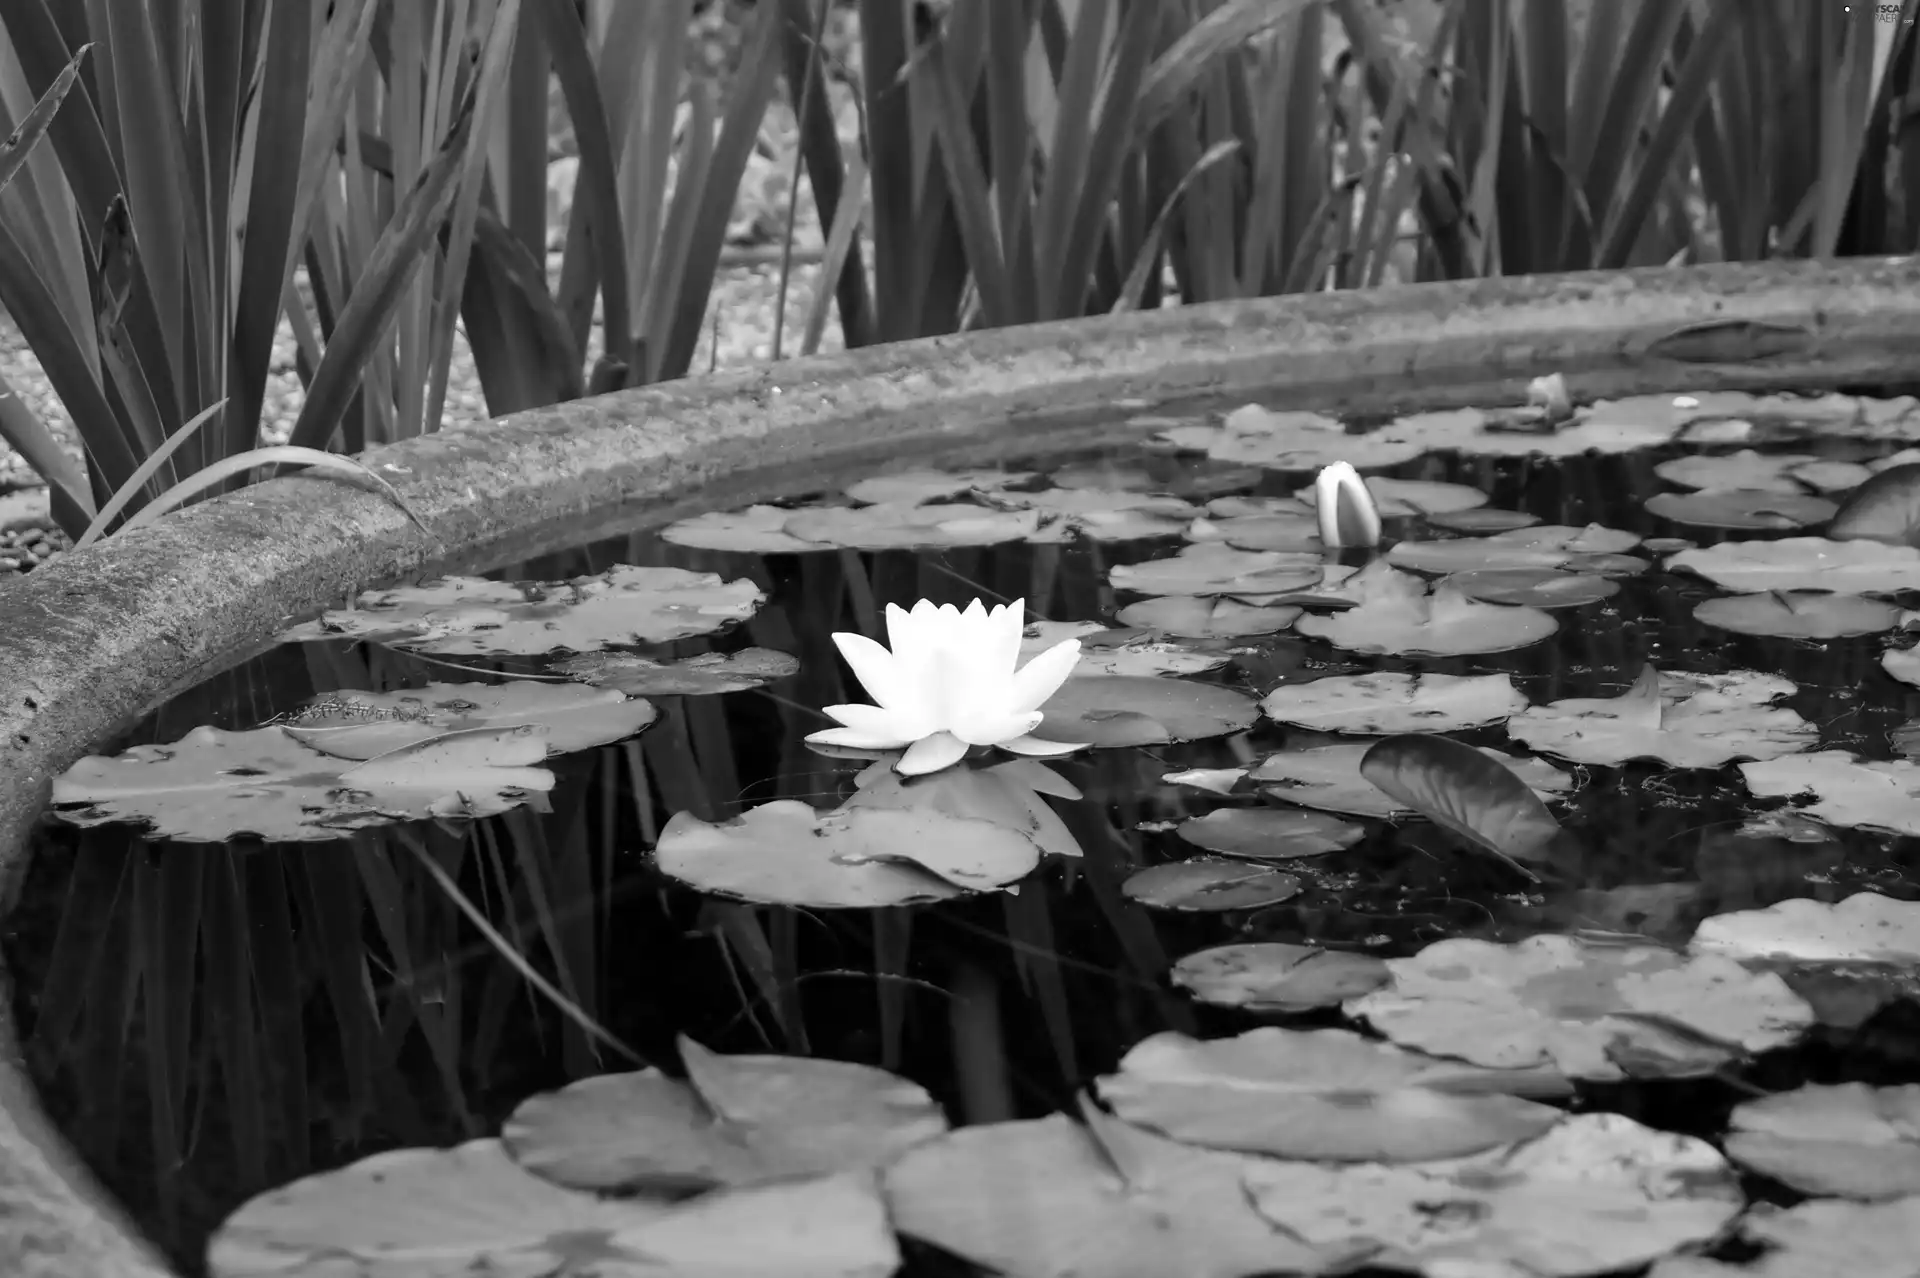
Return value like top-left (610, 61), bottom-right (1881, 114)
top-left (1107, 543), bottom-right (1324, 596)
top-left (1688, 892), bottom-right (1920, 965)
top-left (280, 565), bottom-right (765, 654)
top-left (653, 800), bottom-right (1040, 907)
top-left (1292, 476), bottom-right (1489, 518)
top-left (1507, 666), bottom-right (1816, 767)
top-left (555, 647), bottom-right (800, 695)
top-left (1720, 1083), bottom-right (1920, 1201)
top-left (283, 681), bottom-right (656, 760)
top-left (1295, 571), bottom-right (1558, 656)
top-left (1346, 933), bottom-right (1815, 1080)
top-left (881, 1113), bottom-right (1366, 1278)
top-left (1120, 860), bottom-right (1302, 911)
top-left (1113, 595), bottom-right (1302, 638)
top-left (1185, 512), bottom-right (1323, 552)
top-left (1741, 752), bottom-right (1920, 836)
top-left (1096, 1028), bottom-right (1567, 1164)
top-left (1645, 1196), bottom-right (1920, 1278)
top-left (207, 1140), bottom-right (898, 1278)
top-left (1020, 622), bottom-right (1229, 677)
top-left (1695, 592), bottom-right (1900, 638)
top-left (1245, 1113), bottom-right (1744, 1278)
top-left (1037, 676), bottom-right (1260, 747)
top-left (1170, 942), bottom-right (1391, 1013)
top-left (1884, 645), bottom-right (1920, 685)
top-left (1387, 523), bottom-right (1642, 575)
top-left (502, 1038), bottom-right (948, 1192)
top-left (1655, 449), bottom-right (1822, 492)
top-left (1827, 461), bottom-right (1920, 547)
top-left (781, 502), bottom-right (1041, 550)
top-left (1667, 536), bottom-right (1920, 593)
top-left (1440, 568), bottom-right (1618, 608)
top-left (842, 759), bottom-right (1084, 859)
top-left (1360, 733), bottom-right (1564, 875)
top-left (1261, 672), bottom-right (1528, 735)
top-left (1156, 403), bottom-right (1437, 469)
top-left (1173, 807), bottom-right (1362, 860)
top-left (659, 505), bottom-right (827, 553)
top-left (842, 468), bottom-right (1029, 505)
top-left (1644, 487), bottom-right (1838, 530)
top-left (997, 487), bottom-right (1200, 542)
top-left (1250, 743), bottom-right (1573, 818)
top-left (49, 725), bottom-right (553, 841)
top-left (1427, 507), bottom-right (1542, 532)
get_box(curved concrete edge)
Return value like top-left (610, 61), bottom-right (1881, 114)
top-left (2, 255), bottom-right (1919, 1273)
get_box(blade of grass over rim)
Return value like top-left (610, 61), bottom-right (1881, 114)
top-left (0, 40), bottom-right (86, 196)
top-left (1135, 0), bottom-right (1311, 138)
top-left (288, 85), bottom-right (476, 453)
top-left (537, 0), bottom-right (631, 372)
top-left (71, 398), bottom-right (224, 546)
top-left (1113, 137), bottom-right (1239, 312)
top-left (76, 443), bottom-right (429, 549)
top-left (424, 0), bottom-right (524, 437)
top-left (801, 149), bottom-right (866, 355)
top-left (779, 0), bottom-right (873, 348)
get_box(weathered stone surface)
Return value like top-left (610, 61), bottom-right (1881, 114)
top-left (1, 257), bottom-right (1919, 1275)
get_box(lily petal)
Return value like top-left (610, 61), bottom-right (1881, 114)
top-left (1005, 638), bottom-right (1083, 714)
top-left (806, 725), bottom-right (916, 749)
top-left (896, 730), bottom-right (971, 776)
top-left (984, 599), bottom-right (1025, 685)
top-left (817, 703), bottom-right (917, 739)
top-left (997, 734), bottom-right (1087, 758)
top-left (832, 631), bottom-right (917, 716)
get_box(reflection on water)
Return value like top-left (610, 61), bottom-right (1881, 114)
top-left (8, 432), bottom-right (1920, 1273)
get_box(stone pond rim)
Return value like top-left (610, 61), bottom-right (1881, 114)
top-left (2, 256), bottom-right (1920, 1274)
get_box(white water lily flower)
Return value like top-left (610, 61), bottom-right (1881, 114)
top-left (808, 599), bottom-right (1085, 775)
top-left (1314, 461), bottom-right (1383, 548)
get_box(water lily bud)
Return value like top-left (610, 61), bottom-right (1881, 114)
top-left (1314, 461), bottom-right (1382, 549)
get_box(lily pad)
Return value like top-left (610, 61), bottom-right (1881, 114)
top-left (1360, 733), bottom-right (1564, 875)
top-left (1173, 807), bottom-right (1363, 860)
top-left (1114, 595), bottom-right (1302, 638)
top-left (1170, 942), bottom-right (1392, 1013)
top-left (1107, 543), bottom-right (1325, 596)
top-left (1096, 1027), bottom-right (1568, 1163)
top-left (1295, 567), bottom-right (1558, 656)
top-left (1741, 751), bottom-right (1920, 836)
top-left (279, 565), bottom-right (765, 655)
top-left (1644, 487), bottom-right (1838, 530)
top-left (49, 725), bottom-right (554, 842)
top-left (653, 800), bottom-right (1041, 907)
top-left (1387, 523), bottom-right (1642, 575)
top-left (1248, 743), bottom-right (1573, 818)
top-left (1260, 672), bottom-right (1528, 735)
top-left (1244, 1112), bottom-right (1744, 1278)
top-left (1647, 1196), bottom-right (1920, 1278)
top-left (502, 1037), bottom-right (948, 1192)
top-left (1827, 461), bottom-right (1920, 546)
top-left (1427, 507), bottom-right (1541, 532)
top-left (1439, 568), bottom-right (1618, 608)
top-left (206, 1140), bottom-right (898, 1278)
top-left (1185, 513), bottom-right (1324, 553)
top-left (842, 758), bottom-right (1084, 859)
top-left (1018, 621), bottom-right (1232, 677)
top-left (1688, 891), bottom-right (1920, 965)
top-left (1121, 860), bottom-right (1302, 911)
top-left (1345, 933), bottom-right (1815, 1080)
top-left (1506, 666), bottom-right (1817, 768)
top-left (881, 1110), bottom-right (1367, 1278)
top-left (1720, 1082), bottom-right (1920, 1201)
top-left (659, 504), bottom-right (828, 554)
top-left (997, 487), bottom-right (1200, 542)
top-left (282, 681), bottom-right (656, 760)
top-left (782, 502), bottom-right (1041, 550)
top-left (1667, 536), bottom-right (1920, 593)
top-left (1694, 591), bottom-right (1901, 639)
top-left (1036, 675), bottom-right (1260, 746)
top-left (1292, 475), bottom-right (1489, 518)
top-left (1654, 449), bottom-right (1822, 492)
top-left (1156, 403), bottom-right (1438, 469)
top-left (843, 467), bottom-right (1029, 505)
top-left (554, 647), bottom-right (801, 695)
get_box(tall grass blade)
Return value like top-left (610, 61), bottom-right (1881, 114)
top-left (800, 150), bottom-right (866, 355)
top-left (0, 38), bottom-right (85, 197)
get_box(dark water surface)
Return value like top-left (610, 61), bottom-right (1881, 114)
top-left (9, 415), bottom-right (1920, 1273)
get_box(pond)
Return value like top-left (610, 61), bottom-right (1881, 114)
top-left (10, 386), bottom-right (1920, 1278)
